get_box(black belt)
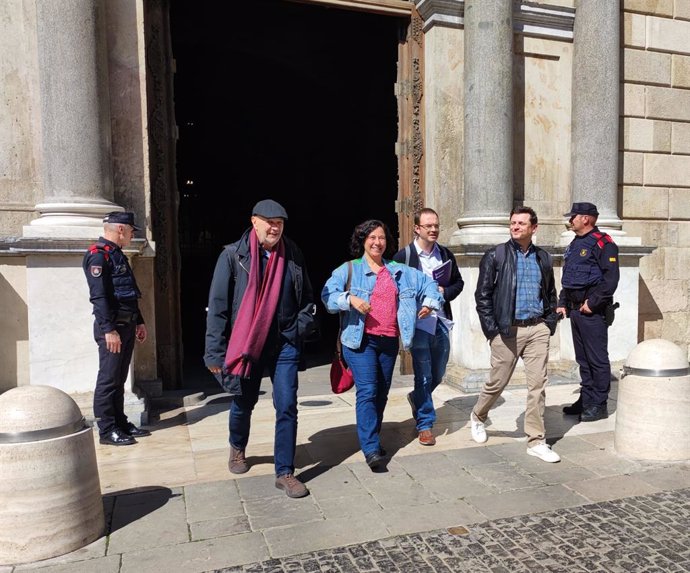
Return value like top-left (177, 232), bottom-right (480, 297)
top-left (512, 317), bottom-right (543, 327)
top-left (116, 310), bottom-right (138, 324)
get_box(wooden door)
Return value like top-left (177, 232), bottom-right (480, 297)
top-left (395, 7), bottom-right (425, 374)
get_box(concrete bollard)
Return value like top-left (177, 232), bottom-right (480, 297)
top-left (0, 386), bottom-right (105, 565)
top-left (614, 339), bottom-right (690, 461)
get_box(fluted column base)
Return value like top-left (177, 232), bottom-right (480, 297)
top-left (450, 215), bottom-right (510, 246)
top-left (23, 199), bottom-right (122, 239)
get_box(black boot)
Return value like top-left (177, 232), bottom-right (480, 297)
top-left (563, 396), bottom-right (583, 416)
top-left (580, 404), bottom-right (608, 422)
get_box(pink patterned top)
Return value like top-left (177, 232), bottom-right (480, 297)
top-left (365, 266), bottom-right (399, 337)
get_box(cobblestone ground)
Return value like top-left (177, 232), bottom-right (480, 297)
top-left (209, 488), bottom-right (690, 573)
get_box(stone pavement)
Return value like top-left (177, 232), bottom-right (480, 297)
top-left (3, 367), bottom-right (689, 572)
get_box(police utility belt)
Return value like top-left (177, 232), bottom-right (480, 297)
top-left (115, 310), bottom-right (138, 325)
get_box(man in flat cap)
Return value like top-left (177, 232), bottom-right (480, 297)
top-left (205, 199), bottom-right (316, 498)
top-left (83, 211), bottom-right (150, 446)
top-left (557, 202), bottom-right (619, 422)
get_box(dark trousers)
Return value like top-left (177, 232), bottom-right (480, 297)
top-left (570, 309), bottom-right (611, 407)
top-left (94, 320), bottom-right (136, 436)
top-left (229, 339), bottom-right (300, 477)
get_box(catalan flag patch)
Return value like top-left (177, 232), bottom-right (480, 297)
top-left (609, 257), bottom-right (617, 262)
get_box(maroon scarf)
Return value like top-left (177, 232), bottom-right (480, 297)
top-left (224, 228), bottom-right (285, 378)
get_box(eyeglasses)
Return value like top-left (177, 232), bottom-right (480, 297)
top-left (417, 224), bottom-right (440, 230)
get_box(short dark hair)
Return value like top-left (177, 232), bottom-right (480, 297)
top-left (414, 208), bottom-right (438, 226)
top-left (510, 206), bottom-right (538, 226)
top-left (349, 219), bottom-right (395, 258)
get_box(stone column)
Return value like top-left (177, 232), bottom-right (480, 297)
top-left (452, 0), bottom-right (514, 245)
top-left (567, 0), bottom-right (625, 239)
top-left (25, 0), bottom-right (120, 239)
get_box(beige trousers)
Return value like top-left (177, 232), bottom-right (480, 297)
top-left (473, 322), bottom-right (551, 446)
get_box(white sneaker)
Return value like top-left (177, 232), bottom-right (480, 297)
top-left (470, 412), bottom-right (488, 444)
top-left (527, 443), bottom-right (561, 463)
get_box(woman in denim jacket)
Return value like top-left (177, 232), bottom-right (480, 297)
top-left (322, 220), bottom-right (444, 470)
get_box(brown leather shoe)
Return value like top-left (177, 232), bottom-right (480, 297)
top-left (228, 447), bottom-right (249, 474)
top-left (418, 429), bottom-right (436, 446)
top-left (275, 474), bottom-right (309, 498)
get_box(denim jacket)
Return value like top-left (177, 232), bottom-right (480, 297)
top-left (321, 258), bottom-right (444, 351)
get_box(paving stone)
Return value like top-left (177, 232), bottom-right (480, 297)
top-left (379, 499), bottom-right (485, 536)
top-left (464, 484), bottom-right (589, 520)
top-left (464, 461), bottom-right (544, 493)
top-left (108, 488), bottom-right (189, 554)
top-left (185, 480), bottom-right (244, 522)
top-left (243, 494), bottom-right (323, 530)
top-left (362, 474), bottom-right (436, 509)
top-left (12, 555), bottom-right (121, 573)
top-left (560, 449), bottom-right (643, 477)
top-left (190, 515), bottom-right (252, 541)
top-left (236, 474), bottom-right (285, 501)
top-left (420, 471), bottom-right (496, 502)
top-left (565, 474), bottom-right (661, 502)
top-left (633, 465), bottom-right (690, 491)
top-left (300, 464), bottom-right (367, 499)
top-left (526, 465), bottom-right (598, 485)
top-left (442, 446), bottom-right (503, 467)
top-left (316, 493), bottom-right (382, 520)
top-left (121, 533), bottom-right (269, 573)
top-left (263, 514), bottom-right (389, 559)
top-left (393, 451), bottom-right (463, 480)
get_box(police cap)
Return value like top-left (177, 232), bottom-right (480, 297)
top-left (563, 202), bottom-right (599, 217)
top-left (252, 199), bottom-right (288, 220)
top-left (103, 211), bottom-right (140, 230)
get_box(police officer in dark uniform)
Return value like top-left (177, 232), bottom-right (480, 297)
top-left (83, 211), bottom-right (151, 446)
top-left (557, 202), bottom-right (620, 422)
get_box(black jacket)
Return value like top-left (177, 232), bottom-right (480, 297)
top-left (393, 242), bottom-right (464, 320)
top-left (475, 240), bottom-right (558, 340)
top-left (558, 227), bottom-right (619, 313)
top-left (204, 229), bottom-right (316, 368)
top-left (83, 237), bottom-right (144, 333)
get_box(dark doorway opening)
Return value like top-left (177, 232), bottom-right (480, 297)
top-left (171, 0), bottom-right (404, 387)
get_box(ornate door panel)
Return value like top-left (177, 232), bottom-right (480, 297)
top-left (396, 7), bottom-right (425, 374)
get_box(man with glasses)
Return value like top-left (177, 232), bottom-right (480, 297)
top-left (557, 202), bottom-right (619, 422)
top-left (205, 199), bottom-right (316, 498)
top-left (83, 211), bottom-right (150, 446)
top-left (393, 208), bottom-right (464, 445)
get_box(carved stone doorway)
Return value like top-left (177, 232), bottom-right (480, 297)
top-left (148, 0), bottom-right (422, 388)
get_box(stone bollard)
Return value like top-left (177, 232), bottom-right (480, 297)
top-left (0, 386), bottom-right (105, 565)
top-left (614, 339), bottom-right (690, 461)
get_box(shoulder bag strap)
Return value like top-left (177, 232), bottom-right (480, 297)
top-left (336, 261), bottom-right (353, 354)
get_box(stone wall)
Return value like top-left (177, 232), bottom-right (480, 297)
top-left (621, 0), bottom-right (690, 355)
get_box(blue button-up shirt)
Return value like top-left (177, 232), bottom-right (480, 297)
top-left (513, 240), bottom-right (543, 320)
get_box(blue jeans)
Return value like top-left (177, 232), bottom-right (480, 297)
top-left (409, 321), bottom-right (450, 431)
top-left (343, 334), bottom-right (399, 457)
top-left (228, 339), bottom-right (300, 476)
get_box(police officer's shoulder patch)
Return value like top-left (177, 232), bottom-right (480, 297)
top-left (90, 265), bottom-right (102, 277)
top-left (579, 249), bottom-right (588, 257)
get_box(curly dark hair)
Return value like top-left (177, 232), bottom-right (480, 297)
top-left (349, 219), bottom-right (395, 259)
